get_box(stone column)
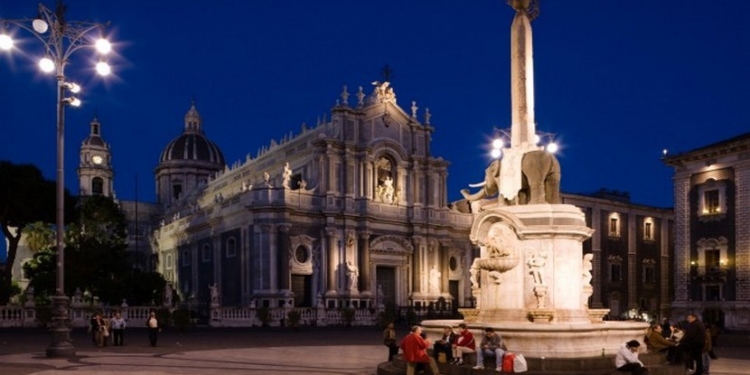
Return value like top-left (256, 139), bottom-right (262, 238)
top-left (359, 231), bottom-right (372, 296)
top-left (325, 227), bottom-right (339, 296)
top-left (440, 239), bottom-right (451, 296)
top-left (278, 224), bottom-right (292, 292)
top-left (627, 212), bottom-right (638, 309)
top-left (411, 236), bottom-right (424, 299)
top-left (591, 208), bottom-right (604, 308)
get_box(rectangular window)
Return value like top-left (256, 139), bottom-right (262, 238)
top-left (644, 222), bottom-right (653, 240)
top-left (704, 190), bottom-right (720, 214)
top-left (643, 265), bottom-right (655, 283)
top-left (609, 218), bottom-right (619, 237)
top-left (610, 264), bottom-right (621, 282)
top-left (181, 250), bottom-right (190, 266)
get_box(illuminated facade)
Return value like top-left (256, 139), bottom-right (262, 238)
top-left (664, 133), bottom-right (750, 330)
top-left (562, 191), bottom-right (674, 319)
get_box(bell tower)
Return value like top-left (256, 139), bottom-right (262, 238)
top-left (78, 116), bottom-right (114, 197)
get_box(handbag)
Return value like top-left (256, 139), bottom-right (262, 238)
top-left (513, 353), bottom-right (528, 373)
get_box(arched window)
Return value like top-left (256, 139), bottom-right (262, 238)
top-left (201, 244), bottom-right (211, 262)
top-left (92, 177), bottom-right (104, 195)
top-left (165, 254), bottom-right (173, 269)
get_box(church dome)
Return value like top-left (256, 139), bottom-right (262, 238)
top-left (158, 101), bottom-right (225, 166)
top-left (81, 117), bottom-right (107, 147)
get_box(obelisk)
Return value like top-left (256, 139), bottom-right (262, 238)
top-left (509, 0), bottom-right (536, 148)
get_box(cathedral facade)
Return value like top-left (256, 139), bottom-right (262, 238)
top-left (147, 83), bottom-right (475, 309)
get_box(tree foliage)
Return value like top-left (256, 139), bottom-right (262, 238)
top-left (0, 161), bottom-right (74, 304)
top-left (23, 195), bottom-right (166, 305)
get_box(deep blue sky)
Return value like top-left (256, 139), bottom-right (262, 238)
top-left (2, 0), bottom-right (750, 211)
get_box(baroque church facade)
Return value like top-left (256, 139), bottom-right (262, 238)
top-left (129, 83), bottom-right (474, 310)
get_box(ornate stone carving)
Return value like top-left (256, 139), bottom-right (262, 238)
top-left (370, 235), bottom-right (414, 254)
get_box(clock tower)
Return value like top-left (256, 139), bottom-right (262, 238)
top-left (78, 116), bottom-right (114, 197)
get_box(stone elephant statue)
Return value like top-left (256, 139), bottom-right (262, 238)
top-left (460, 150), bottom-right (561, 205)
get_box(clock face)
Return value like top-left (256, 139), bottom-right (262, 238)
top-left (92, 155), bottom-right (103, 165)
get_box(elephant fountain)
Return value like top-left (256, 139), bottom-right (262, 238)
top-left (460, 149), bottom-right (561, 205)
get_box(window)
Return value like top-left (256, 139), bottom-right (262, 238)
top-left (92, 177), bottom-right (103, 195)
top-left (165, 254), bottom-right (173, 270)
top-left (295, 245), bottom-right (309, 263)
top-left (172, 183), bottom-right (183, 201)
top-left (610, 264), bottom-right (621, 282)
top-left (181, 249), bottom-right (190, 266)
top-left (697, 180), bottom-right (726, 219)
top-left (201, 244), bottom-right (211, 262)
top-left (643, 219), bottom-right (654, 241)
top-left (608, 213), bottom-right (621, 237)
top-left (226, 238), bottom-right (237, 258)
top-left (642, 259), bottom-right (656, 283)
top-left (608, 255), bottom-right (623, 282)
top-left (704, 190), bottom-right (720, 214)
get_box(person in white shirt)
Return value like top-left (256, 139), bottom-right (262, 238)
top-left (110, 312), bottom-right (127, 346)
top-left (615, 340), bottom-right (648, 375)
top-left (146, 310), bottom-right (160, 347)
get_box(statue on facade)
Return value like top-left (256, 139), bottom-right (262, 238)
top-left (282, 162), bottom-right (292, 188)
top-left (429, 267), bottom-right (441, 294)
top-left (209, 283), bottom-right (219, 304)
top-left (346, 261), bottom-right (359, 290)
top-left (381, 176), bottom-right (395, 203)
top-left (527, 252), bottom-right (547, 285)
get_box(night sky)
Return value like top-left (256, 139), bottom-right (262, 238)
top-left (2, 0), bottom-right (749, 218)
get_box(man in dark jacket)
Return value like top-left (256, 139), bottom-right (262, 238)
top-left (680, 313), bottom-right (706, 375)
top-left (433, 326), bottom-right (458, 363)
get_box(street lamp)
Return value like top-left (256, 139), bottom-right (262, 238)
top-left (490, 127), bottom-right (559, 159)
top-left (1, 1), bottom-right (113, 357)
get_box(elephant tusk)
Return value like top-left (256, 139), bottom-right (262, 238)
top-left (468, 181), bottom-right (487, 188)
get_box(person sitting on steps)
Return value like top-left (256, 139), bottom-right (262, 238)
top-left (450, 323), bottom-right (475, 366)
top-left (473, 328), bottom-right (506, 371)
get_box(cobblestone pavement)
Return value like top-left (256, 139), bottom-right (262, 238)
top-left (1, 327), bottom-right (748, 375)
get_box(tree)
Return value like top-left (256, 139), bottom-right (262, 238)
top-left (0, 161), bottom-right (74, 304)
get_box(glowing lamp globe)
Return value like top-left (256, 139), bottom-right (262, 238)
top-left (39, 57), bottom-right (55, 73)
top-left (492, 138), bottom-right (504, 149)
top-left (491, 148), bottom-right (502, 159)
top-left (95, 61), bottom-right (111, 76)
top-left (546, 142), bottom-right (558, 154)
top-left (95, 39), bottom-right (111, 54)
top-left (0, 34), bottom-right (13, 50)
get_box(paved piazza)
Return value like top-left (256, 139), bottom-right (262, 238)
top-left (1, 327), bottom-right (748, 374)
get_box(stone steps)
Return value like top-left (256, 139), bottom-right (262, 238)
top-left (377, 352), bottom-right (685, 375)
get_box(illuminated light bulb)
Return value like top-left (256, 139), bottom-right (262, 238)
top-left (96, 61), bottom-right (111, 76)
top-left (68, 83), bottom-right (81, 93)
top-left (662, 149), bottom-right (668, 156)
top-left (490, 148), bottom-right (502, 159)
top-left (69, 97), bottom-right (81, 107)
top-left (546, 142), bottom-right (559, 154)
top-left (0, 34), bottom-right (13, 50)
top-left (95, 39), bottom-right (111, 54)
top-left (534, 134), bottom-right (541, 145)
top-left (492, 138), bottom-right (504, 149)
top-left (39, 57), bottom-right (55, 73)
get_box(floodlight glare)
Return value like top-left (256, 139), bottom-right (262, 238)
top-left (95, 61), bottom-right (111, 76)
top-left (0, 34), bottom-right (13, 50)
top-left (39, 57), bottom-right (55, 72)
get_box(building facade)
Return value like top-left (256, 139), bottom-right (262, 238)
top-left (664, 133), bottom-right (750, 330)
top-left (562, 190), bottom-right (674, 320)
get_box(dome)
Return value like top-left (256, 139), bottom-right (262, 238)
top-left (81, 117), bottom-right (107, 147)
top-left (159, 133), bottom-right (225, 165)
top-left (158, 101), bottom-right (225, 166)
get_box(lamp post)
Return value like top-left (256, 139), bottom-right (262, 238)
top-left (1, 1), bottom-right (113, 357)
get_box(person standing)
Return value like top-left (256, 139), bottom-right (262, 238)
top-left (399, 325), bottom-right (441, 375)
top-left (110, 312), bottom-right (126, 346)
top-left (615, 340), bottom-right (648, 375)
top-left (383, 322), bottom-right (399, 361)
top-left (146, 310), bottom-right (160, 347)
top-left (681, 313), bottom-right (706, 375)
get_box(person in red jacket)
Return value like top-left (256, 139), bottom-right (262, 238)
top-left (399, 325), bottom-right (441, 375)
top-left (450, 323), bottom-right (476, 366)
